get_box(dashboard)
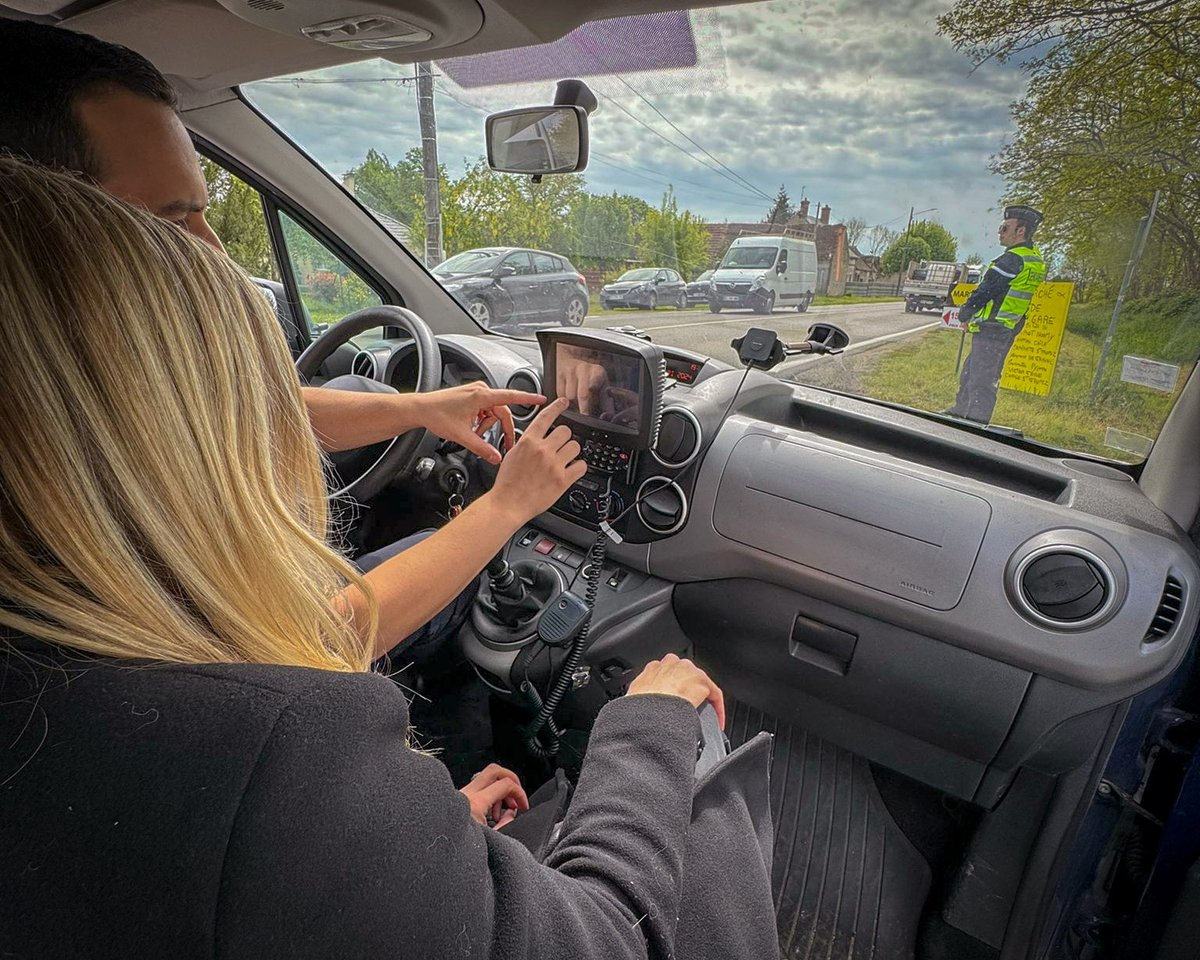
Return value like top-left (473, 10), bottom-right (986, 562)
top-left (347, 328), bottom-right (1200, 807)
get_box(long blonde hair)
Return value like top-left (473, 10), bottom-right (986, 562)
top-left (0, 158), bottom-right (377, 671)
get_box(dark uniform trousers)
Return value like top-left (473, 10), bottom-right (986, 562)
top-left (950, 316), bottom-right (1025, 423)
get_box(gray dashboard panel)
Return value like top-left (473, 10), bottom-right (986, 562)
top-left (651, 414), bottom-right (1200, 692)
top-left (713, 433), bottom-right (992, 610)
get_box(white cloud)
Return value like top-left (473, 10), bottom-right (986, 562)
top-left (244, 0), bottom-right (1029, 256)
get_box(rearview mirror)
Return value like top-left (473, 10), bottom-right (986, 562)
top-left (807, 322), bottom-right (850, 352)
top-left (486, 105), bottom-right (588, 175)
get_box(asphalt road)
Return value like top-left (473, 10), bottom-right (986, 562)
top-left (576, 300), bottom-right (939, 372)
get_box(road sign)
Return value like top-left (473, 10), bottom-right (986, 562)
top-left (947, 282), bottom-right (1075, 397)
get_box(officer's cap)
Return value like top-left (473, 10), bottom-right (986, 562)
top-left (1004, 205), bottom-right (1043, 226)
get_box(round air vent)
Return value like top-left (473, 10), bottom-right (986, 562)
top-left (635, 477), bottom-right (688, 535)
top-left (506, 370), bottom-right (542, 422)
top-left (1012, 545), bottom-right (1115, 629)
top-left (651, 407), bottom-right (702, 469)
top-left (351, 351), bottom-right (376, 378)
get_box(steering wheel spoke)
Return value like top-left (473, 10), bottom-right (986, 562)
top-left (295, 306), bottom-right (442, 502)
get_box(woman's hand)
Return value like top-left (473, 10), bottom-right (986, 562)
top-left (459, 764), bottom-right (529, 829)
top-left (488, 398), bottom-right (587, 524)
top-left (626, 654), bottom-right (726, 730)
top-left (417, 382), bottom-right (546, 465)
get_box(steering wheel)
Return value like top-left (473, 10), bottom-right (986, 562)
top-left (295, 305), bottom-right (442, 502)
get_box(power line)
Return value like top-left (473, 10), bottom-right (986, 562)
top-left (434, 81), bottom-right (761, 209)
top-left (596, 92), bottom-right (774, 203)
top-left (612, 76), bottom-right (772, 202)
top-left (590, 153), bottom-right (766, 207)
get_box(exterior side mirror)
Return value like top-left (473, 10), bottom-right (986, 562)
top-left (495, 265), bottom-right (517, 279)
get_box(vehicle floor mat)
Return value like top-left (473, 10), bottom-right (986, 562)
top-left (727, 699), bottom-right (933, 960)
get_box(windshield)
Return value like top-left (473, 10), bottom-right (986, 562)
top-left (720, 247), bottom-right (777, 269)
top-left (616, 269), bottom-right (658, 282)
top-left (433, 250), bottom-right (501, 275)
top-left (245, 0), bottom-right (1199, 463)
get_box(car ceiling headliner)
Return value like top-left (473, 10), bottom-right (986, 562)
top-left (0, 0), bottom-right (742, 91)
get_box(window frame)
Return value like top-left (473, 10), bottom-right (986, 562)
top-left (194, 136), bottom-right (401, 348)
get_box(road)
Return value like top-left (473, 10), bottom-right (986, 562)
top-left (568, 301), bottom-right (938, 372)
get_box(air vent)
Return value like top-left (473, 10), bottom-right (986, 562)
top-left (1145, 575), bottom-right (1185, 643)
top-left (1012, 545), bottom-right (1115, 630)
top-left (351, 351), bottom-right (376, 378)
top-left (635, 477), bottom-right (688, 535)
top-left (506, 370), bottom-right (541, 422)
top-left (247, 0), bottom-right (284, 10)
top-left (651, 407), bottom-right (702, 469)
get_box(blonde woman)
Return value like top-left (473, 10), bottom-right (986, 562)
top-left (0, 158), bottom-right (725, 959)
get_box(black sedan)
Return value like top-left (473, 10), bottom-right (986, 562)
top-left (599, 268), bottom-right (688, 310)
top-left (685, 269), bottom-right (714, 305)
top-left (431, 247), bottom-right (589, 329)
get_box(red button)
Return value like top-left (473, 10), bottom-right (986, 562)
top-left (533, 538), bottom-right (555, 555)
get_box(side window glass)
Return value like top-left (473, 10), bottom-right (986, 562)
top-left (199, 157), bottom-right (280, 282)
top-left (279, 212), bottom-right (381, 331)
top-left (502, 252), bottom-right (534, 276)
top-left (532, 252), bottom-right (558, 274)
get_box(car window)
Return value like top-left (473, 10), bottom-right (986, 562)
top-left (198, 157), bottom-right (279, 282)
top-left (532, 252), bottom-right (559, 274)
top-left (502, 251), bottom-right (535, 276)
top-left (278, 212), bottom-right (382, 332)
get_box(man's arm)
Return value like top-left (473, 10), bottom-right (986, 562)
top-left (301, 387), bottom-right (425, 452)
top-left (959, 251), bottom-right (1023, 323)
top-left (335, 399), bottom-right (585, 658)
top-left (302, 383), bottom-right (543, 461)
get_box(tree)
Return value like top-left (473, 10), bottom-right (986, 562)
top-left (910, 220), bottom-right (957, 261)
top-left (881, 235), bottom-right (932, 275)
top-left (559, 192), bottom-right (650, 271)
top-left (843, 216), bottom-right (867, 249)
top-left (865, 224), bottom-right (898, 257)
top-left (199, 157), bottom-right (276, 279)
top-left (637, 187), bottom-right (711, 277)
top-left (766, 185), bottom-right (792, 225)
top-left (345, 148), bottom-right (427, 227)
top-left (439, 158), bottom-right (584, 256)
top-left (938, 0), bottom-right (1200, 292)
top-left (966, 252), bottom-right (984, 265)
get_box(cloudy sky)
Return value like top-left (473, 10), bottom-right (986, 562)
top-left (245, 0), bottom-right (1029, 259)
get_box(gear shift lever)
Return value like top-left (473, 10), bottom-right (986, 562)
top-left (482, 551), bottom-right (544, 626)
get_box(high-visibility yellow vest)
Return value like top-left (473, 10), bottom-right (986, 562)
top-left (975, 244), bottom-right (1046, 330)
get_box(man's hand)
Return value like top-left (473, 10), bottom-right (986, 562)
top-left (416, 382), bottom-right (545, 465)
top-left (459, 764), bottom-right (529, 829)
top-left (489, 398), bottom-right (588, 524)
top-left (557, 348), bottom-right (611, 417)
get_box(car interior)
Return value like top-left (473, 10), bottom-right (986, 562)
top-left (4, 1), bottom-right (1200, 958)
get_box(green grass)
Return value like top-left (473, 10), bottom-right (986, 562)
top-left (811, 294), bottom-right (904, 307)
top-left (799, 292), bottom-right (1200, 462)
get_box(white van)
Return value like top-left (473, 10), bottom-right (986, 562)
top-left (708, 235), bottom-right (818, 314)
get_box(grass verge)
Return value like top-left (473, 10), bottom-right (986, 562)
top-left (796, 292), bottom-right (1200, 462)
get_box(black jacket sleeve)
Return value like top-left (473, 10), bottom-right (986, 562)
top-left (960, 250), bottom-right (1023, 324)
top-left (214, 673), bottom-right (701, 960)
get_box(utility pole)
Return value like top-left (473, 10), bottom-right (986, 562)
top-left (416, 61), bottom-right (442, 267)
top-left (896, 206), bottom-right (915, 294)
top-left (1090, 190), bottom-right (1161, 399)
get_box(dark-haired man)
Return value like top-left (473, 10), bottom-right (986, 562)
top-left (0, 17), bottom-right (540, 666)
top-left (946, 205), bottom-right (1047, 424)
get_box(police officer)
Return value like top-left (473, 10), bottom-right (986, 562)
top-left (946, 205), bottom-right (1047, 423)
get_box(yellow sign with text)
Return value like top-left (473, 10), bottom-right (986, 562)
top-left (948, 281), bottom-right (1074, 397)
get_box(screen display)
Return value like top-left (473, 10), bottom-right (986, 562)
top-left (665, 356), bottom-right (702, 385)
top-left (554, 342), bottom-right (642, 431)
